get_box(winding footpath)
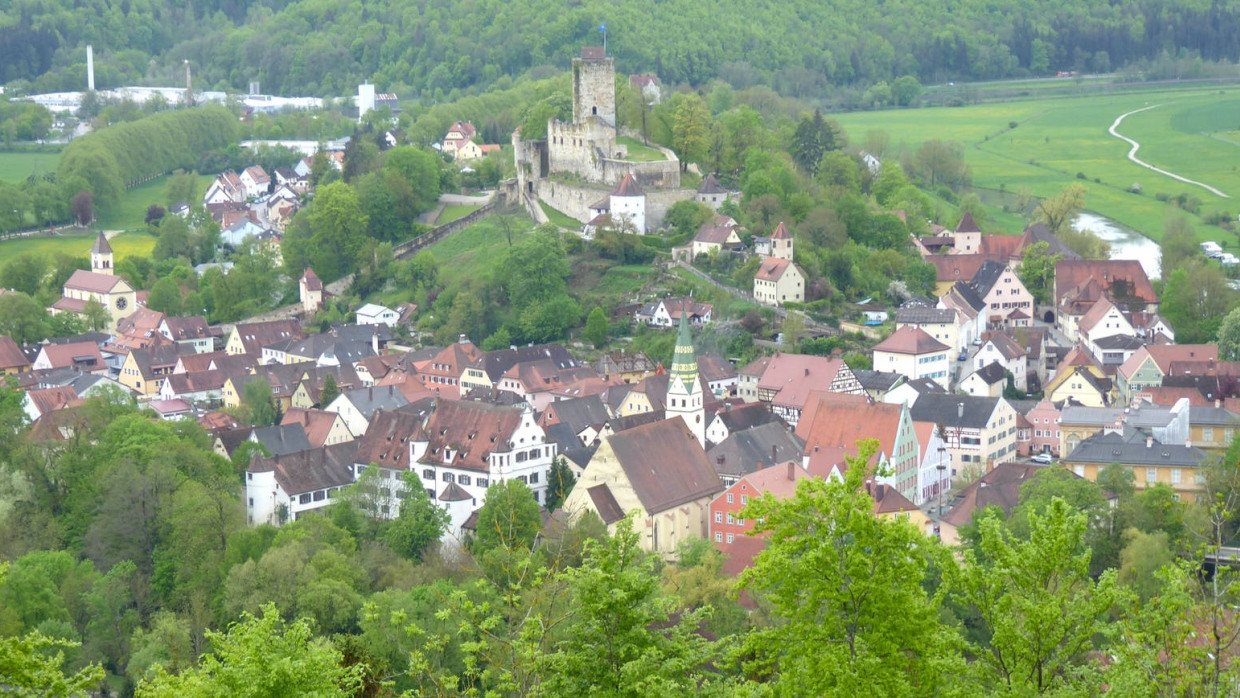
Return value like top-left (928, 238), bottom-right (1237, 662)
top-left (1108, 105), bottom-right (1230, 199)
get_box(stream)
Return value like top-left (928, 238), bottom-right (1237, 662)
top-left (1073, 212), bottom-right (1162, 280)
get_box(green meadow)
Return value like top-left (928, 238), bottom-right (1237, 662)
top-left (95, 174), bottom-right (212, 231)
top-left (0, 229), bottom-right (156, 260)
top-left (0, 151), bottom-right (61, 183)
top-left (833, 85), bottom-right (1240, 242)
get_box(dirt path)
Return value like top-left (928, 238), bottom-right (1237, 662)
top-left (1108, 105), bottom-right (1230, 199)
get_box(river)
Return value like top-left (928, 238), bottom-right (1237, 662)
top-left (1073, 212), bottom-right (1162, 280)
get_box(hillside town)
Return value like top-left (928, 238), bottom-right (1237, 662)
top-left (7, 199), bottom-right (1233, 569)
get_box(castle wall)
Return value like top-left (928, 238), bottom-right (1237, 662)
top-left (534, 179), bottom-right (696, 232)
top-left (597, 156), bottom-right (681, 189)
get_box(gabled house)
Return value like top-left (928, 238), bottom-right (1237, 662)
top-left (704, 402), bottom-right (781, 446)
top-left (280, 408), bottom-right (354, 448)
top-left (118, 345), bottom-right (183, 397)
top-left (461, 343), bottom-right (580, 396)
top-left (1117, 345), bottom-right (1218, 403)
top-left (738, 353), bottom-right (863, 426)
top-left (974, 331), bottom-right (1028, 392)
top-left (239, 166), bottom-right (271, 199)
top-left (710, 461), bottom-right (810, 556)
top-left (51, 233), bottom-right (137, 332)
top-left (356, 303), bottom-right (400, 327)
top-left (896, 307), bottom-right (964, 353)
top-left (695, 173), bottom-right (734, 210)
top-left (32, 341), bottom-right (106, 374)
top-left (968, 260), bottom-right (1033, 328)
top-left (960, 362), bottom-right (1008, 398)
top-left (203, 171), bottom-right (246, 205)
top-left (939, 463), bottom-right (1043, 546)
top-left (1055, 260), bottom-right (1159, 337)
top-left (249, 422), bottom-right (314, 457)
top-left (938, 280), bottom-right (987, 348)
top-left (872, 326), bottom-right (951, 388)
top-left (225, 319), bottom-right (304, 356)
top-left (706, 421), bottom-right (805, 487)
top-left (698, 353), bottom-right (738, 397)
top-left (300, 268), bottom-right (324, 314)
top-left (692, 225), bottom-right (743, 259)
top-left (753, 258), bottom-right (805, 307)
top-left (593, 351), bottom-right (656, 384)
top-left (635, 297), bottom-right (713, 327)
top-left (0, 336), bottom-right (30, 375)
top-left (325, 384), bottom-right (411, 437)
top-left (159, 316), bottom-right (217, 354)
top-left (797, 391), bottom-right (922, 502)
top-left (563, 417), bottom-right (722, 558)
top-left (419, 339), bottom-right (484, 398)
top-left (22, 386), bottom-right (83, 423)
top-left (246, 442), bottom-right (359, 524)
top-left (909, 394), bottom-right (1019, 480)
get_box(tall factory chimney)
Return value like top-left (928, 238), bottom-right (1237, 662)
top-left (86, 45), bottom-right (95, 91)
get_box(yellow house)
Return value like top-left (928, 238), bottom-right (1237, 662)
top-left (1189, 405), bottom-right (1240, 452)
top-left (691, 225), bottom-right (743, 259)
top-left (561, 417), bottom-right (722, 559)
top-left (280, 408), bottom-right (354, 448)
top-left (117, 346), bottom-right (180, 397)
top-left (1046, 364), bottom-right (1112, 408)
top-left (872, 483), bottom-right (935, 538)
top-left (614, 374), bottom-right (667, 417)
top-left (753, 258), bottom-right (805, 307)
top-left (1060, 430), bottom-right (1209, 503)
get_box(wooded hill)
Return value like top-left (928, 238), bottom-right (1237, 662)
top-left (6, 0), bottom-right (1240, 99)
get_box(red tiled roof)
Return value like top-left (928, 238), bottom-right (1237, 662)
top-left (37, 341), bottom-right (104, 370)
top-left (873, 326), bottom-right (950, 355)
top-left (928, 255), bottom-right (986, 283)
top-left (301, 268), bottom-right (323, 291)
top-left (770, 221), bottom-right (791, 239)
top-left (1055, 260), bottom-right (1158, 307)
top-left (611, 173), bottom-right (644, 197)
top-left (796, 392), bottom-right (902, 464)
top-left (755, 258), bottom-right (795, 281)
top-left (0, 336), bottom-right (30, 371)
top-left (64, 269), bottom-right (126, 294)
top-left (955, 212), bottom-right (981, 233)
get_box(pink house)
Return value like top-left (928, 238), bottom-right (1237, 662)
top-left (1026, 398), bottom-right (1062, 456)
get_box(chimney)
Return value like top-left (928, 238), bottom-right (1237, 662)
top-left (786, 461), bottom-right (795, 481)
top-left (303, 411), bottom-right (309, 426)
top-left (1186, 439), bottom-right (1192, 449)
top-left (368, 386), bottom-right (373, 401)
top-left (771, 444), bottom-right (777, 462)
top-left (804, 368), bottom-right (810, 377)
top-left (716, 455), bottom-right (725, 465)
top-left (1146, 436), bottom-right (1153, 449)
top-left (958, 402), bottom-right (964, 419)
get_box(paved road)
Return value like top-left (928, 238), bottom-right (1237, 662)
top-left (1109, 105), bottom-right (1230, 199)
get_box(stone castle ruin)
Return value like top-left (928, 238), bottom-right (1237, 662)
top-left (515, 47), bottom-right (689, 232)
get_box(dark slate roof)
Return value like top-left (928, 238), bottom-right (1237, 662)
top-left (1065, 430), bottom-right (1206, 467)
top-left (473, 344), bottom-right (578, 382)
top-left (909, 394), bottom-right (1001, 429)
top-left (697, 173), bottom-right (728, 194)
top-left (249, 423), bottom-right (313, 456)
top-left (711, 403), bottom-right (781, 435)
top-left (545, 422), bottom-right (585, 450)
top-left (545, 395), bottom-right (611, 433)
top-left (949, 280), bottom-right (986, 312)
top-left (605, 417), bottom-right (721, 514)
top-left (250, 442), bottom-right (359, 496)
top-left (971, 362), bottom-right (1008, 386)
top-left (941, 463), bottom-right (1043, 528)
top-left (1188, 406), bottom-right (1240, 426)
top-left (896, 307), bottom-right (958, 325)
top-left (1093, 335), bottom-right (1145, 351)
top-left (969, 259), bottom-right (1009, 297)
top-left (1021, 222), bottom-right (1081, 260)
top-left (706, 422), bottom-right (804, 479)
top-left (607, 410), bottom-right (666, 433)
top-left (587, 484), bottom-right (627, 525)
top-left (338, 385), bottom-right (410, 417)
top-left (852, 369), bottom-right (905, 392)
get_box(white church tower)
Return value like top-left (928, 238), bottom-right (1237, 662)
top-left (666, 311), bottom-right (705, 447)
top-left (90, 231), bottom-right (113, 275)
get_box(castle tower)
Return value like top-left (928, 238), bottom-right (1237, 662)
top-left (572, 47), bottom-right (616, 125)
top-left (770, 221), bottom-right (793, 261)
top-left (90, 231), bottom-right (113, 275)
top-left (666, 312), bottom-right (705, 447)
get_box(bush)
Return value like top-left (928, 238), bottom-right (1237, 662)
top-left (1075, 172), bottom-right (1087, 180)
top-left (1008, 121), bottom-right (1018, 129)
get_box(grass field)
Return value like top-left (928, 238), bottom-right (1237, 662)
top-left (832, 85), bottom-right (1240, 243)
top-left (617, 136), bottom-right (667, 162)
top-left (0, 229), bottom-right (156, 260)
top-left (438, 204), bottom-right (481, 225)
top-left (539, 201), bottom-right (582, 228)
top-left (95, 174), bottom-right (212, 231)
top-left (0, 151), bottom-right (61, 183)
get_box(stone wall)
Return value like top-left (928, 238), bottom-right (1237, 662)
top-left (534, 179), bottom-right (695, 231)
top-left (571, 55), bottom-right (616, 125)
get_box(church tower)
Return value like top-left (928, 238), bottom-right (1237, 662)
top-left (666, 311), bottom-right (705, 447)
top-left (90, 231), bottom-right (113, 275)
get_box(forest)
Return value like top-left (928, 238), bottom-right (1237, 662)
top-left (6, 0), bottom-right (1240, 102)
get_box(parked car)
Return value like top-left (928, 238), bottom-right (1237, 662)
top-left (1030, 453), bottom-right (1054, 464)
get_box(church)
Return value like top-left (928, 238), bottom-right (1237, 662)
top-left (561, 313), bottom-right (721, 558)
top-left (50, 232), bottom-right (138, 332)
